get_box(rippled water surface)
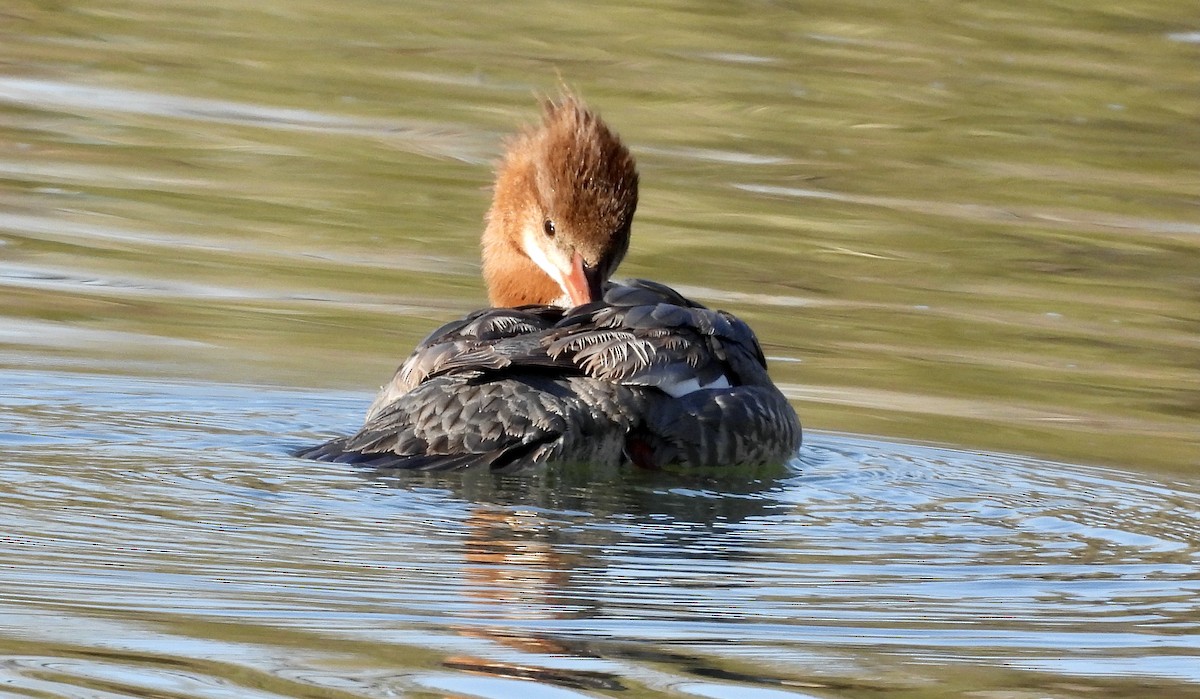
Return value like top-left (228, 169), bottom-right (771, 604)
top-left (2, 0), bottom-right (1199, 696)
top-left (4, 372), bottom-right (1200, 697)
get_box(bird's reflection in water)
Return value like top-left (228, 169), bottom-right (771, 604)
top-left (365, 462), bottom-right (801, 692)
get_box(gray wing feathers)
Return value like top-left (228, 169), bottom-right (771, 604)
top-left (366, 306), bottom-right (564, 421)
top-left (546, 280), bottom-right (771, 392)
top-left (310, 375), bottom-right (646, 471)
top-left (640, 385), bottom-right (802, 468)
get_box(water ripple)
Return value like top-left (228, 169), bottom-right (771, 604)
top-left (2, 370), bottom-right (1199, 693)
top-left (0, 77), bottom-right (490, 162)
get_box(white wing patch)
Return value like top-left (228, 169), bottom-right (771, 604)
top-left (660, 374), bottom-right (732, 398)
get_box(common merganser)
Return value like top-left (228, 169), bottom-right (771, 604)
top-left (299, 95), bottom-right (801, 471)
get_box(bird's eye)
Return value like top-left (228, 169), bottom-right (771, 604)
top-left (543, 219), bottom-right (556, 237)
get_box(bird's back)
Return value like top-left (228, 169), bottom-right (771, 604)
top-left (298, 280), bottom-right (801, 471)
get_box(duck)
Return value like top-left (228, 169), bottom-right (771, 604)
top-left (298, 94), bottom-right (801, 471)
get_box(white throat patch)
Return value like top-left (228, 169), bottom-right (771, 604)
top-left (521, 225), bottom-right (569, 301)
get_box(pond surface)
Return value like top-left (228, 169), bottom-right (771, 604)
top-left (1, 0), bottom-right (1199, 697)
top-left (4, 371), bottom-right (1200, 697)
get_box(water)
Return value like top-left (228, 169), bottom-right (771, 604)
top-left (3, 371), bottom-right (1199, 697)
top-left (2, 0), bottom-right (1199, 696)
